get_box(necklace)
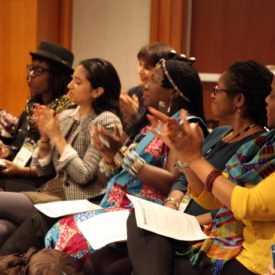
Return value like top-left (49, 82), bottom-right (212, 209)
top-left (24, 94), bottom-right (74, 123)
top-left (205, 123), bottom-right (256, 158)
top-left (223, 123), bottom-right (256, 143)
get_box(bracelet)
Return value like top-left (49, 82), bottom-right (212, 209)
top-left (40, 139), bottom-right (49, 143)
top-left (205, 169), bottom-right (222, 192)
top-left (29, 167), bottom-right (32, 177)
top-left (114, 145), bottom-right (129, 167)
top-left (121, 149), bottom-right (145, 177)
top-left (164, 197), bottom-right (179, 209)
top-left (38, 140), bottom-right (50, 150)
top-left (114, 144), bottom-right (145, 177)
top-left (128, 157), bottom-right (145, 177)
top-left (174, 160), bottom-right (189, 173)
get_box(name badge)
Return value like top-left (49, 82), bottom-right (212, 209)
top-left (13, 138), bottom-right (36, 167)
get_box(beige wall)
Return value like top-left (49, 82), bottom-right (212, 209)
top-left (72, 0), bottom-right (151, 91)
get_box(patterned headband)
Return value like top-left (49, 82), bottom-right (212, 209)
top-left (158, 58), bottom-right (190, 103)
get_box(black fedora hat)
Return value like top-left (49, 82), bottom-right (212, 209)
top-left (30, 41), bottom-right (74, 73)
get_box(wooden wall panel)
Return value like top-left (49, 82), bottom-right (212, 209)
top-left (37, 0), bottom-right (72, 48)
top-left (191, 0), bottom-right (275, 121)
top-left (37, 0), bottom-right (60, 44)
top-left (0, 0), bottom-right (72, 116)
top-left (191, 0), bottom-right (275, 72)
top-left (150, 0), bottom-right (275, 122)
top-left (58, 0), bottom-right (72, 49)
top-left (150, 0), bottom-right (189, 52)
top-left (0, 0), bottom-right (37, 115)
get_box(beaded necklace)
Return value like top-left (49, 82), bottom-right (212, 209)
top-left (24, 94), bottom-right (74, 122)
top-left (205, 123), bottom-right (256, 158)
top-left (222, 123), bottom-right (256, 143)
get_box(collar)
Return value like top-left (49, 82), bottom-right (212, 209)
top-left (69, 106), bottom-right (96, 124)
top-left (69, 106), bottom-right (82, 122)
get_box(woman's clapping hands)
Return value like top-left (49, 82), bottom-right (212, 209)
top-left (32, 104), bottom-right (60, 141)
top-left (148, 107), bottom-right (204, 164)
top-left (91, 124), bottom-right (124, 164)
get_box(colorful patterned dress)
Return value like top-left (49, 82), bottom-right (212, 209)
top-left (45, 126), bottom-right (168, 264)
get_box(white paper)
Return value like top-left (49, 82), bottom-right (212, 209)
top-left (13, 145), bottom-right (33, 166)
top-left (127, 194), bottom-right (208, 241)
top-left (34, 200), bottom-right (102, 218)
top-left (77, 210), bottom-right (130, 250)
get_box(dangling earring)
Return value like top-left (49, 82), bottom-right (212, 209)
top-left (167, 96), bottom-right (173, 113)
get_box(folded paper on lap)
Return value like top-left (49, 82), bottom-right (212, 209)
top-left (75, 195), bottom-right (208, 251)
top-left (77, 210), bottom-right (130, 250)
top-left (34, 200), bottom-right (102, 218)
top-left (127, 194), bottom-right (208, 241)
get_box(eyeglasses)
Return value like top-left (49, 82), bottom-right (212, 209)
top-left (158, 58), bottom-right (190, 102)
top-left (26, 64), bottom-right (49, 76)
top-left (212, 85), bottom-right (230, 95)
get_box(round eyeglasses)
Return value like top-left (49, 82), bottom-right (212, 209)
top-left (26, 64), bottom-right (50, 77)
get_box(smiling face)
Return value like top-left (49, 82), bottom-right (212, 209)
top-left (142, 65), bottom-right (173, 110)
top-left (67, 65), bottom-right (95, 107)
top-left (27, 59), bottom-right (50, 99)
top-left (265, 77), bottom-right (275, 128)
top-left (137, 59), bottom-right (154, 86)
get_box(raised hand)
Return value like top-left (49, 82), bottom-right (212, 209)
top-left (33, 104), bottom-right (60, 141)
top-left (0, 140), bottom-right (10, 158)
top-left (266, 264), bottom-right (275, 275)
top-left (0, 160), bottom-right (23, 176)
top-left (148, 107), bottom-right (204, 164)
top-left (91, 124), bottom-right (124, 164)
top-left (120, 92), bottom-right (139, 119)
top-left (148, 107), bottom-right (187, 151)
top-left (147, 106), bottom-right (169, 130)
top-left (32, 104), bottom-right (49, 140)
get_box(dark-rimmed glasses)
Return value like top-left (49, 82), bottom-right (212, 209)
top-left (212, 85), bottom-right (230, 95)
top-left (26, 64), bottom-right (50, 77)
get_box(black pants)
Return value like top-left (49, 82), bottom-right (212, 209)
top-left (0, 194), bottom-right (105, 256)
top-left (0, 175), bottom-right (51, 192)
top-left (173, 256), bottom-right (256, 275)
top-left (127, 210), bottom-right (175, 275)
top-left (127, 210), bottom-right (256, 275)
top-left (83, 244), bottom-right (132, 275)
top-left (0, 209), bottom-right (58, 255)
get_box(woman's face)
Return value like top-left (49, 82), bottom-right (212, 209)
top-left (67, 65), bottom-right (94, 106)
top-left (210, 72), bottom-right (238, 121)
top-left (142, 65), bottom-right (172, 110)
top-left (265, 77), bottom-right (275, 128)
top-left (27, 60), bottom-right (50, 99)
top-left (137, 59), bottom-right (154, 86)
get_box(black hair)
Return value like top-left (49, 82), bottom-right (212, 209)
top-left (32, 57), bottom-right (72, 102)
top-left (47, 64), bottom-right (72, 99)
top-left (225, 60), bottom-right (274, 127)
top-left (159, 53), bottom-right (205, 120)
top-left (80, 58), bottom-right (121, 116)
top-left (137, 42), bottom-right (173, 68)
